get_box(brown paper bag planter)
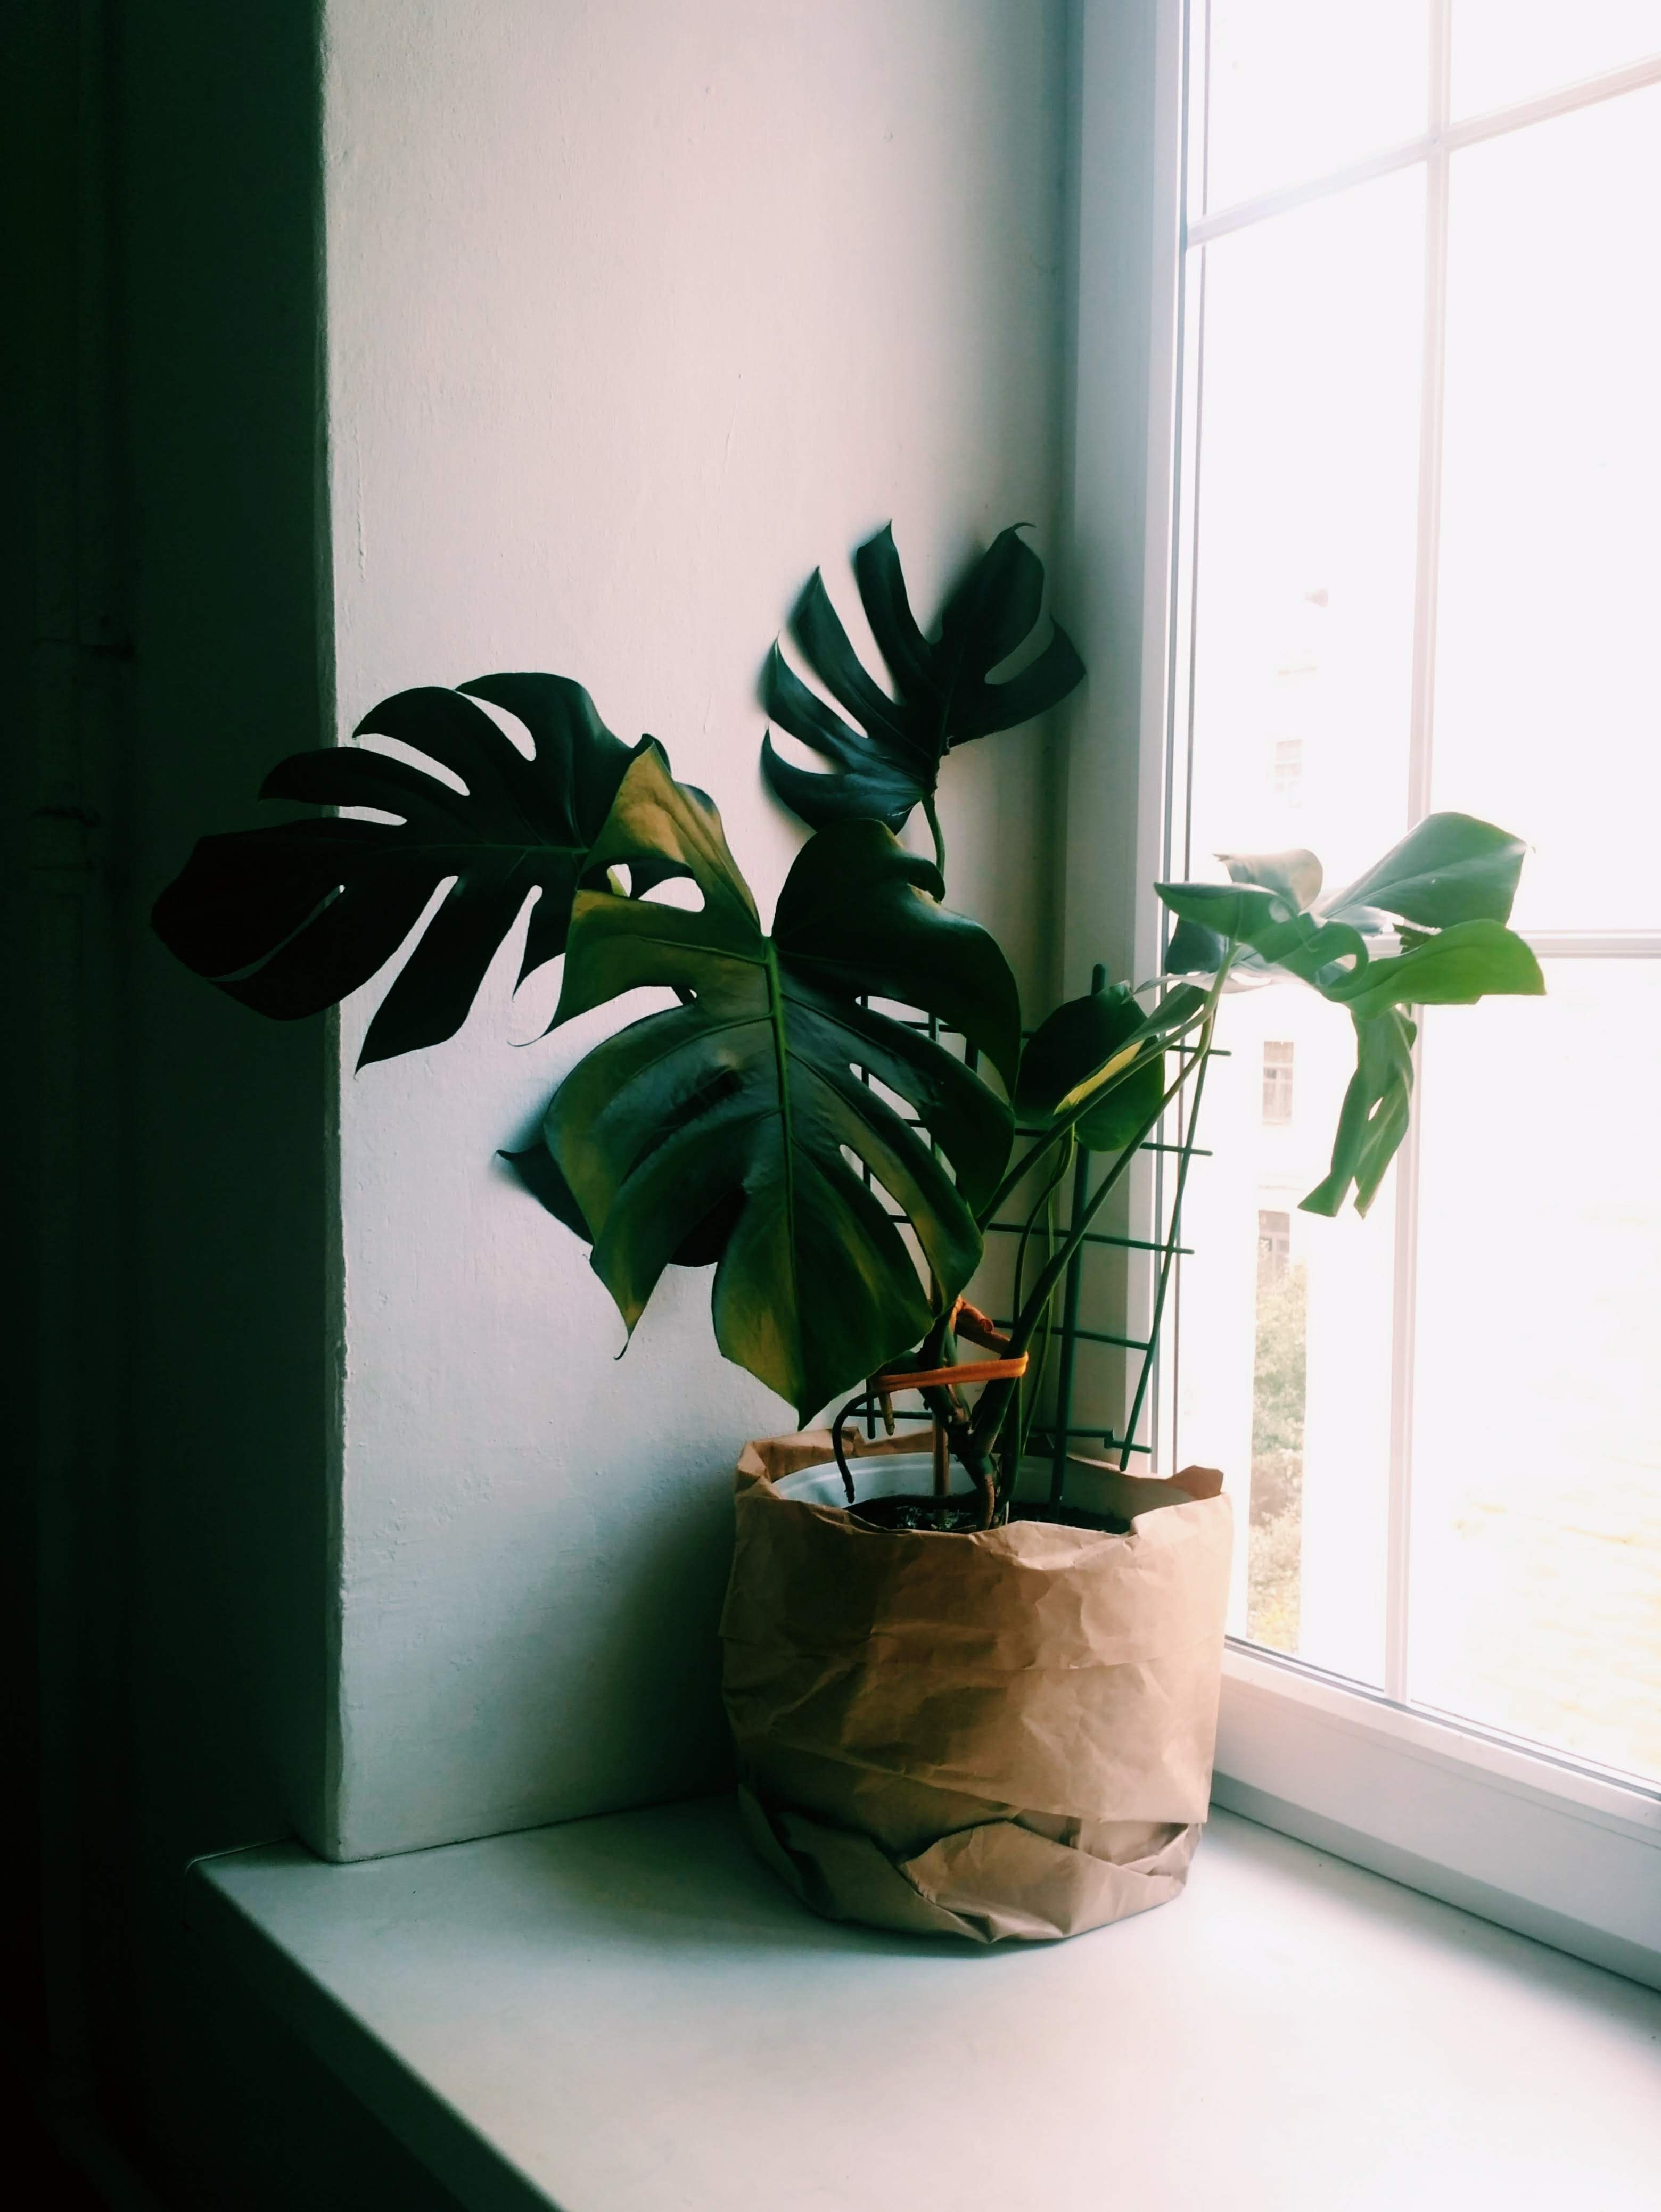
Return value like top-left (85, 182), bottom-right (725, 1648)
top-left (721, 1429), bottom-right (1232, 1944)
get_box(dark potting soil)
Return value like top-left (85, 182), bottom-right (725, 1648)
top-left (848, 1493), bottom-right (1131, 1537)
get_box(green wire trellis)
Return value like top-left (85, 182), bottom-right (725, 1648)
top-left (858, 965), bottom-right (1220, 1509)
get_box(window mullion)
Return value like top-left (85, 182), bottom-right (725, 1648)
top-left (1385, 0), bottom-right (1454, 1707)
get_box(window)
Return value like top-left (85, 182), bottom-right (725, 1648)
top-left (1260, 1041), bottom-right (1294, 1125)
top-left (1255, 1210), bottom-right (1290, 1281)
top-left (1155, 3), bottom-right (1661, 1816)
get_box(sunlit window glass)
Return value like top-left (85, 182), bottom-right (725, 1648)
top-left (1172, 6), bottom-right (1661, 1782)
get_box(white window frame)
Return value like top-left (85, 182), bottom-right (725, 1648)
top-left (1064, 0), bottom-right (1661, 1989)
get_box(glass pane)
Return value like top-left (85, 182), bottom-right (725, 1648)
top-left (1431, 86), bottom-right (1661, 930)
top-left (1452, 1), bottom-right (1661, 118)
top-left (1409, 964), bottom-right (1661, 1784)
top-left (1187, 170), bottom-right (1424, 898)
top-left (1202, 0), bottom-right (1430, 212)
top-left (1176, 172), bottom-right (1425, 1682)
top-left (1177, 978), bottom-right (1396, 1687)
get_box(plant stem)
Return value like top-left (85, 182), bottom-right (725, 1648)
top-left (1000, 1161), bottom-right (1063, 1516)
top-left (1009, 1130), bottom-right (1074, 1328)
top-left (1048, 1137), bottom-right (1093, 1507)
top-left (1117, 994), bottom-right (1220, 1468)
top-left (922, 793), bottom-right (946, 881)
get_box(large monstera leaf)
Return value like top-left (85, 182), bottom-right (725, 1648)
top-left (544, 745), bottom-right (1021, 1420)
top-left (152, 674), bottom-right (660, 1068)
top-left (1160, 812), bottom-right (1543, 1216)
top-left (759, 523), bottom-right (1084, 838)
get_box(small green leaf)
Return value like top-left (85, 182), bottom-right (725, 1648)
top-left (1039, 977), bottom-right (1212, 1132)
top-left (1156, 880), bottom-right (1285, 940)
top-left (1017, 981), bottom-right (1162, 1151)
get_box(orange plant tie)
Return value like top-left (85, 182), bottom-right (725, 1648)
top-left (874, 1353), bottom-right (1029, 1393)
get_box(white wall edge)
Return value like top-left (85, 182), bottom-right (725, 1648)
top-left (1061, 0), bottom-right (1181, 994)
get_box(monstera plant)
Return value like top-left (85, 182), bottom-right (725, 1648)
top-left (153, 523), bottom-right (1542, 1527)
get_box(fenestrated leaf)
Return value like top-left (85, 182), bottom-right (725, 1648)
top-left (548, 746), bottom-right (1018, 1419)
top-left (1300, 1010), bottom-right (1417, 1218)
top-left (151, 673), bottom-right (653, 1068)
top-left (760, 523), bottom-right (1084, 837)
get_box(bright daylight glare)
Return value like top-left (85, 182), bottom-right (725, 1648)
top-left (1172, 3), bottom-right (1661, 1784)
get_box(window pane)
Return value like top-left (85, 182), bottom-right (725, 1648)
top-left (1178, 175), bottom-right (1424, 1682)
top-left (1431, 87), bottom-right (1661, 930)
top-left (1452, 1), bottom-right (1661, 118)
top-left (1202, 1), bottom-right (1429, 213)
top-left (1409, 963), bottom-right (1661, 1783)
top-left (1187, 171), bottom-right (1424, 897)
top-left (1177, 980), bottom-right (1395, 1686)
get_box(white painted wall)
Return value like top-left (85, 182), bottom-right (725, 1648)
top-left (320, 0), bottom-right (1070, 1859)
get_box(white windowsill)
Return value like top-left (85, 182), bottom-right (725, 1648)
top-left (187, 1793), bottom-right (1661, 2212)
top-left (1214, 1643), bottom-right (1661, 1991)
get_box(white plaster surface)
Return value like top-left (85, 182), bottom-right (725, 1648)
top-left (193, 1798), bottom-right (1661, 2212)
top-left (320, 1), bottom-right (1071, 1857)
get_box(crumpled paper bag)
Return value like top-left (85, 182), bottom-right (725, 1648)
top-left (720, 1429), bottom-right (1232, 1943)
